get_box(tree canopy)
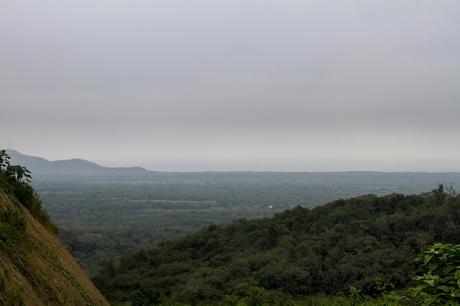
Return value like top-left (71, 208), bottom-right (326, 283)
top-left (93, 187), bottom-right (460, 305)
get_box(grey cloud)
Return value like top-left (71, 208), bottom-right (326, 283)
top-left (1, 0), bottom-right (460, 170)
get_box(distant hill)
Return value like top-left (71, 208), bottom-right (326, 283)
top-left (6, 149), bottom-right (148, 177)
top-left (93, 188), bottom-right (460, 305)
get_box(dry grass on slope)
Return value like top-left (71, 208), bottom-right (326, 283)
top-left (0, 190), bottom-right (109, 306)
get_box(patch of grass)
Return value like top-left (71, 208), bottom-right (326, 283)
top-left (0, 210), bottom-right (27, 254)
top-left (5, 286), bottom-right (25, 306)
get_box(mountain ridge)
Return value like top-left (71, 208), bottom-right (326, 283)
top-left (6, 149), bottom-right (148, 177)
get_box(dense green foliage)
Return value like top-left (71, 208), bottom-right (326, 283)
top-left (93, 187), bottom-right (460, 305)
top-left (411, 243), bottom-right (460, 304)
top-left (34, 173), bottom-right (460, 275)
top-left (0, 150), bottom-right (56, 233)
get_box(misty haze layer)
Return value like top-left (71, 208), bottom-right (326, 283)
top-left (1, 1), bottom-right (459, 171)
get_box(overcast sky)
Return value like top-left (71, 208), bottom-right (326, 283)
top-left (1, 0), bottom-right (460, 171)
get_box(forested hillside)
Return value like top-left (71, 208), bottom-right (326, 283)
top-left (94, 186), bottom-right (460, 305)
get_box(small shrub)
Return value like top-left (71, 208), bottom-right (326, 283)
top-left (412, 243), bottom-right (460, 305)
top-left (348, 286), bottom-right (364, 306)
top-left (0, 149), bottom-right (57, 233)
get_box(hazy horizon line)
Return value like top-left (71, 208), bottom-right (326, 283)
top-left (6, 148), bottom-right (460, 173)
